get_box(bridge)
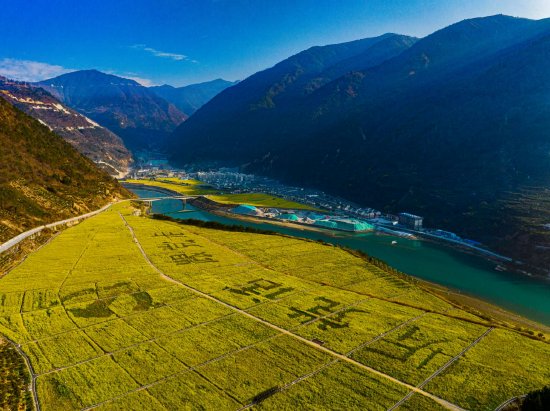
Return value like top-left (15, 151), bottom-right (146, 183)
top-left (132, 196), bottom-right (200, 210)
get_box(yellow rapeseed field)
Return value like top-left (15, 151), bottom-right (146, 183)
top-left (0, 203), bottom-right (548, 410)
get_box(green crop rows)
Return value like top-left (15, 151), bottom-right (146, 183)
top-left (0, 203), bottom-right (548, 410)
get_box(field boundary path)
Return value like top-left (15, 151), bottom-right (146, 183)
top-left (237, 312), bottom-right (429, 410)
top-left (387, 327), bottom-right (495, 411)
top-left (120, 213), bottom-right (465, 411)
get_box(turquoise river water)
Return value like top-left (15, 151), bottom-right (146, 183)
top-left (132, 188), bottom-right (550, 326)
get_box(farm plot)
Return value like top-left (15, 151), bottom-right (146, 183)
top-left (295, 299), bottom-right (424, 354)
top-left (182, 226), bottom-right (454, 313)
top-left (256, 361), bottom-right (409, 410)
top-left (0, 291), bottom-right (25, 314)
top-left (246, 287), bottom-right (369, 331)
top-left (198, 334), bottom-right (331, 405)
top-left (350, 313), bottom-right (488, 386)
top-left (424, 328), bottom-right (550, 410)
top-left (0, 203), bottom-right (548, 410)
top-left (125, 178), bottom-right (315, 209)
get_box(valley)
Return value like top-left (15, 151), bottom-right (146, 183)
top-left (1, 4), bottom-right (549, 410)
top-left (169, 15), bottom-right (550, 276)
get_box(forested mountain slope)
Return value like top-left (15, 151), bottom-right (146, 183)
top-left (0, 98), bottom-right (129, 243)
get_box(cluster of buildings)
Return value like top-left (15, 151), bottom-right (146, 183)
top-left (192, 169), bottom-right (257, 189)
top-left (230, 204), bottom-right (374, 232)
top-left (187, 170), bottom-right (384, 217)
top-left (129, 165), bottom-right (481, 244)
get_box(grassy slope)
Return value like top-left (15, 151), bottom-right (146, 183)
top-left (0, 203), bottom-right (547, 410)
top-left (0, 98), bottom-right (130, 243)
top-left (125, 178), bottom-right (318, 210)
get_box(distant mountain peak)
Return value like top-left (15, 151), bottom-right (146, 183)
top-left (150, 78), bottom-right (237, 115)
top-left (0, 75), bottom-right (133, 176)
top-left (42, 69), bottom-right (141, 87)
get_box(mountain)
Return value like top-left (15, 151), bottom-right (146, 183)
top-left (37, 70), bottom-right (187, 151)
top-left (169, 33), bottom-right (418, 162)
top-left (150, 79), bottom-right (237, 115)
top-left (169, 15), bottom-right (550, 274)
top-left (0, 76), bottom-right (133, 177)
top-left (0, 97), bottom-right (129, 243)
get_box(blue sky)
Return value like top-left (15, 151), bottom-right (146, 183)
top-left (2, 0), bottom-right (550, 86)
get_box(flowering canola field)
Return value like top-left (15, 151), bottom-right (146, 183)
top-left (0, 203), bottom-right (548, 410)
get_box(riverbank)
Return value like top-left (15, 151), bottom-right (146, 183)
top-left (128, 185), bottom-right (550, 328)
top-left (417, 278), bottom-right (550, 336)
top-left (124, 182), bottom-right (372, 236)
top-left (123, 182), bottom-right (519, 269)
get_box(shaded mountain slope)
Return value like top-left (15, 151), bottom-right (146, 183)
top-left (169, 15), bottom-right (550, 273)
top-left (0, 98), bottom-right (130, 243)
top-left (170, 33), bottom-right (418, 161)
top-left (38, 70), bottom-right (186, 151)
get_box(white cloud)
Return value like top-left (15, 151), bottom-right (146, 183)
top-left (0, 58), bottom-right (75, 82)
top-left (123, 75), bottom-right (156, 87)
top-left (131, 44), bottom-right (189, 62)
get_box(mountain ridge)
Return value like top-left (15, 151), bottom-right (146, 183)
top-left (171, 33), bottom-right (419, 162)
top-left (0, 97), bottom-right (129, 243)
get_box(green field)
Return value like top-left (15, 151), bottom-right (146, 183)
top-left (124, 178), bottom-right (217, 196)
top-left (0, 203), bottom-right (548, 410)
top-left (125, 178), bottom-right (317, 209)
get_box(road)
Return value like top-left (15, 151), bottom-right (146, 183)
top-left (494, 395), bottom-right (527, 411)
top-left (0, 202), bottom-right (115, 255)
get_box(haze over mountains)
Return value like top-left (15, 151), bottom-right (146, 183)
top-left (168, 15), bottom-right (550, 273)
top-left (151, 79), bottom-right (237, 115)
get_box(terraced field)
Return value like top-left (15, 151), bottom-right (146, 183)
top-left (0, 203), bottom-right (548, 410)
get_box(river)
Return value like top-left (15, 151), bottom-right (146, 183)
top-left (132, 188), bottom-right (550, 326)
